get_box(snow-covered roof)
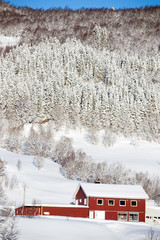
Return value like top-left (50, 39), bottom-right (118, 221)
top-left (17, 204), bottom-right (88, 208)
top-left (79, 183), bottom-right (149, 199)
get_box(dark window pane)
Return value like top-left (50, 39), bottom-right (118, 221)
top-left (97, 199), bottom-right (103, 205)
top-left (131, 201), bottom-right (137, 206)
top-left (108, 200), bottom-right (114, 205)
top-left (120, 200), bottom-right (126, 206)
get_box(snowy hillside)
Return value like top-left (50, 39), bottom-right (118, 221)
top-left (53, 129), bottom-right (160, 176)
top-left (1, 127), bottom-right (160, 206)
top-left (0, 148), bottom-right (77, 207)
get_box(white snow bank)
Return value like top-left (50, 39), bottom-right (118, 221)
top-left (17, 216), bottom-right (160, 240)
top-left (0, 35), bottom-right (20, 48)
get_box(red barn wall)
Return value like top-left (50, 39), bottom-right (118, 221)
top-left (105, 211), bottom-right (117, 221)
top-left (42, 206), bottom-right (89, 218)
top-left (15, 206), bottom-right (40, 216)
top-left (15, 205), bottom-right (89, 218)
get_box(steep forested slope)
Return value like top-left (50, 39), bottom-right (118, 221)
top-left (0, 38), bottom-right (160, 141)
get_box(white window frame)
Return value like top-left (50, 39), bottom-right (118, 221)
top-left (108, 199), bottom-right (115, 206)
top-left (131, 200), bottom-right (137, 207)
top-left (119, 200), bottom-right (126, 206)
top-left (97, 199), bottom-right (103, 205)
top-left (129, 212), bottom-right (139, 222)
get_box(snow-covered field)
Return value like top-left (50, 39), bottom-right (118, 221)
top-left (17, 216), bottom-right (160, 240)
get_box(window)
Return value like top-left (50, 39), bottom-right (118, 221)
top-left (119, 200), bottom-right (126, 206)
top-left (118, 213), bottom-right (127, 221)
top-left (131, 201), bottom-right (137, 207)
top-left (79, 199), bottom-right (82, 203)
top-left (97, 199), bottom-right (103, 205)
top-left (129, 213), bottom-right (139, 221)
top-left (84, 198), bottom-right (87, 205)
top-left (108, 200), bottom-right (115, 206)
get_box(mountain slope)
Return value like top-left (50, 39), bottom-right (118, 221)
top-left (0, 38), bottom-right (160, 142)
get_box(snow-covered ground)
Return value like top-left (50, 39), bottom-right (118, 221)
top-left (0, 35), bottom-right (20, 48)
top-left (0, 148), bottom-right (77, 206)
top-left (17, 216), bottom-right (160, 240)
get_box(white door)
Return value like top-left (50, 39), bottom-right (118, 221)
top-left (95, 211), bottom-right (105, 220)
top-left (89, 211), bottom-right (94, 219)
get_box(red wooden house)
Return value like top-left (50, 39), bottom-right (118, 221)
top-left (15, 183), bottom-right (148, 222)
top-left (74, 183), bottom-right (149, 222)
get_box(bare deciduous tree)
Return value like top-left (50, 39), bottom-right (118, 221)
top-left (33, 156), bottom-right (44, 170)
top-left (0, 159), bottom-right (19, 239)
top-left (16, 160), bottom-right (22, 172)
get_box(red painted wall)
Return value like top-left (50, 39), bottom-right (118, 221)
top-left (15, 205), bottom-right (89, 218)
top-left (105, 211), bottom-right (117, 221)
top-left (88, 197), bottom-right (146, 222)
top-left (89, 197), bottom-right (145, 211)
top-left (42, 206), bottom-right (89, 218)
top-left (15, 206), bottom-right (40, 216)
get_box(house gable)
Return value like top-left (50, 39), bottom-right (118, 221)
top-left (75, 185), bottom-right (87, 205)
